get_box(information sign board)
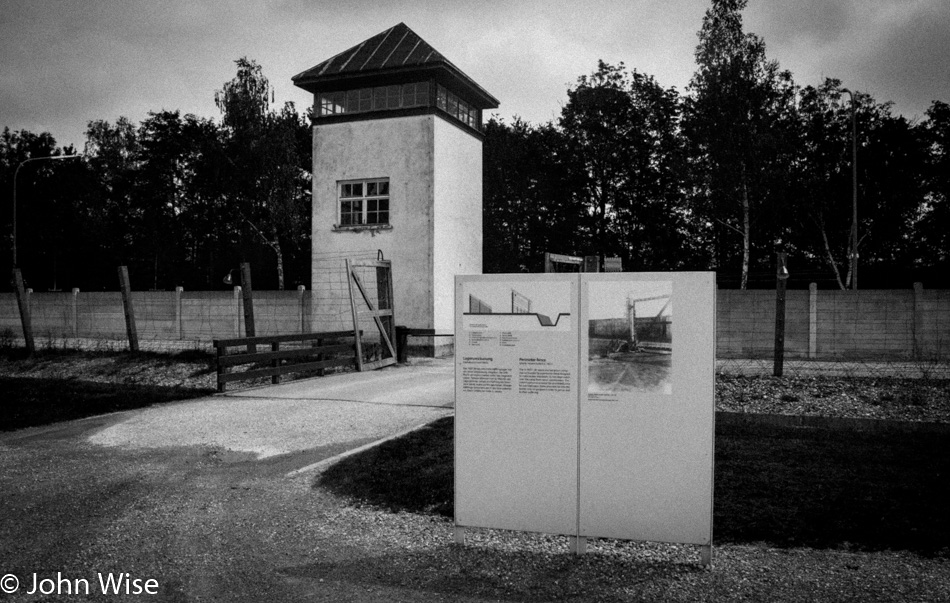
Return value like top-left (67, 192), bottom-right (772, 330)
top-left (454, 272), bottom-right (715, 559)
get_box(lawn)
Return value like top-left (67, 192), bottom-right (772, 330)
top-left (319, 416), bottom-right (950, 558)
top-left (0, 349), bottom-right (216, 431)
top-left (0, 377), bottom-right (215, 431)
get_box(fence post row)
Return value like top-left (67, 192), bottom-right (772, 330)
top-left (3, 269), bottom-right (945, 364)
top-left (6, 270), bottom-right (318, 350)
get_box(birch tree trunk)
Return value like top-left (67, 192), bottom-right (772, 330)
top-left (740, 166), bottom-right (751, 290)
top-left (273, 237), bottom-right (285, 291)
top-left (819, 220), bottom-right (847, 290)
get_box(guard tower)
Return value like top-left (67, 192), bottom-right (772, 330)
top-left (293, 23), bottom-right (499, 333)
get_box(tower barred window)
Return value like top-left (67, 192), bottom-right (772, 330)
top-left (338, 179), bottom-right (390, 227)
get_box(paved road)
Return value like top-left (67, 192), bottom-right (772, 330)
top-left (87, 358), bottom-right (455, 468)
top-left (0, 359), bottom-right (464, 602)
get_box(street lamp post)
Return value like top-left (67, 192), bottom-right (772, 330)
top-left (841, 88), bottom-right (858, 290)
top-left (12, 154), bottom-right (82, 268)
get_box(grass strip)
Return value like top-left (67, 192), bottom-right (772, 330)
top-left (319, 416), bottom-right (454, 516)
top-left (0, 377), bottom-right (214, 431)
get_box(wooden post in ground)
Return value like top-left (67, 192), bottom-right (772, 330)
top-left (118, 265), bottom-right (139, 352)
top-left (12, 268), bottom-right (34, 355)
top-left (376, 262), bottom-right (395, 358)
top-left (240, 262), bottom-right (256, 353)
top-left (271, 341), bottom-right (281, 384)
top-left (214, 340), bottom-right (227, 393)
top-left (773, 252), bottom-right (788, 377)
top-left (627, 295), bottom-right (638, 347)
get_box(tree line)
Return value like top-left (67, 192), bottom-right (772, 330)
top-left (2, 58), bottom-right (312, 292)
top-left (484, 0), bottom-right (949, 288)
top-left (3, 0), bottom-right (948, 292)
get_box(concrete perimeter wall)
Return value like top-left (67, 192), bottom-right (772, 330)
top-left (0, 287), bottom-right (313, 345)
top-left (1, 284), bottom-right (947, 361)
top-left (717, 283), bottom-right (949, 360)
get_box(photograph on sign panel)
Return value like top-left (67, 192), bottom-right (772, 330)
top-left (588, 281), bottom-right (672, 396)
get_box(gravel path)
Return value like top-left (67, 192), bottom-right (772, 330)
top-left (89, 397), bottom-right (450, 459)
top-left (1, 351), bottom-right (949, 601)
top-left (716, 373), bottom-right (950, 423)
top-left (1, 433), bottom-right (948, 602)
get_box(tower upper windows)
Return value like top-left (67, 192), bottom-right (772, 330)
top-left (436, 85), bottom-right (478, 129)
top-left (317, 82), bottom-right (430, 116)
top-left (316, 81), bottom-right (482, 131)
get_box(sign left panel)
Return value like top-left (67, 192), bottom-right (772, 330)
top-left (455, 275), bottom-right (580, 536)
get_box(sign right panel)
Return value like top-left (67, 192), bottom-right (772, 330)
top-left (579, 272), bottom-right (715, 545)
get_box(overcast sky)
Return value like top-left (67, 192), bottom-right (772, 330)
top-left (2, 0), bottom-right (948, 150)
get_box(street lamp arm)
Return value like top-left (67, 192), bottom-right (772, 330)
top-left (11, 153), bottom-right (83, 268)
top-left (13, 153), bottom-right (83, 182)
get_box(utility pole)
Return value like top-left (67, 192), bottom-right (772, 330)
top-left (773, 252), bottom-right (789, 377)
top-left (842, 89), bottom-right (858, 289)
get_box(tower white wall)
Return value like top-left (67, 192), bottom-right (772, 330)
top-left (311, 114), bottom-right (483, 335)
top-left (433, 118), bottom-right (483, 331)
top-left (312, 116), bottom-right (434, 331)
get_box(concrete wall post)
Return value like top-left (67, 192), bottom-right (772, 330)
top-left (233, 286), bottom-right (242, 338)
top-left (809, 283), bottom-right (817, 359)
top-left (913, 282), bottom-right (924, 359)
top-left (298, 285), bottom-right (306, 333)
top-left (175, 286), bottom-right (183, 340)
top-left (71, 288), bottom-right (80, 338)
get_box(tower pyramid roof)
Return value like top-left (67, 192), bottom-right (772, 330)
top-left (293, 23), bottom-right (498, 109)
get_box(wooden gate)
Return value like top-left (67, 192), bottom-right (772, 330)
top-left (345, 258), bottom-right (397, 371)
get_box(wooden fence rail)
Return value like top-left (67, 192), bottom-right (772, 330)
top-left (213, 330), bottom-right (360, 393)
top-left (394, 327), bottom-right (454, 363)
